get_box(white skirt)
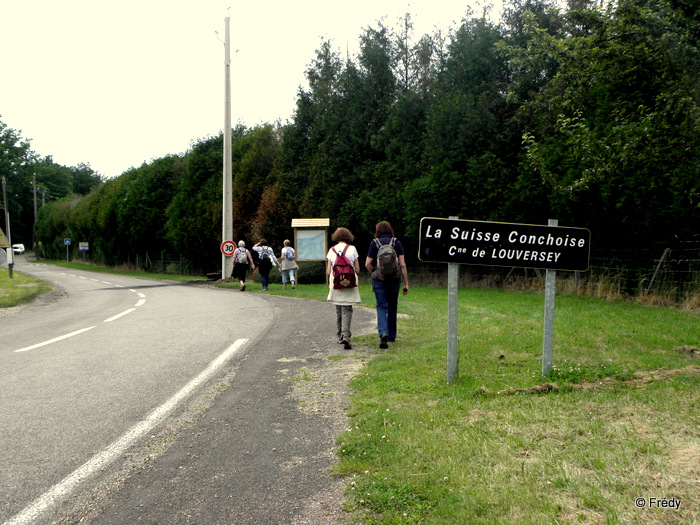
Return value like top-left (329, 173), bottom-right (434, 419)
top-left (327, 279), bottom-right (361, 305)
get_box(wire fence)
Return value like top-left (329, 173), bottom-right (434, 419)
top-left (34, 242), bottom-right (700, 304)
top-left (406, 242), bottom-right (700, 304)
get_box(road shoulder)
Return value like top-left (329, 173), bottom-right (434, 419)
top-left (54, 293), bottom-right (376, 524)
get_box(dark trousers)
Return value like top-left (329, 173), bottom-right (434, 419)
top-left (335, 305), bottom-right (353, 341)
top-left (372, 278), bottom-right (400, 341)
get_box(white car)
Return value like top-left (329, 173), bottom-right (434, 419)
top-left (12, 244), bottom-right (25, 254)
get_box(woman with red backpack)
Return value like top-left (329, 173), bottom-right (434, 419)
top-left (326, 227), bottom-right (361, 349)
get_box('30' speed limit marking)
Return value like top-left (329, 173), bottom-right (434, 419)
top-left (220, 240), bottom-right (236, 256)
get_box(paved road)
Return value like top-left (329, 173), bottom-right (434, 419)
top-left (1, 256), bottom-right (375, 524)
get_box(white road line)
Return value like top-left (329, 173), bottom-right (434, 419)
top-left (10, 274), bottom-right (147, 353)
top-left (4, 339), bottom-right (249, 525)
top-left (103, 309), bottom-right (136, 322)
top-left (14, 327), bottom-right (96, 353)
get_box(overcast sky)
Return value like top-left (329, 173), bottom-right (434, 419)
top-left (1, 1), bottom-right (505, 179)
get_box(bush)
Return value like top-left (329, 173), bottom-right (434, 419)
top-left (256, 260), bottom-right (328, 285)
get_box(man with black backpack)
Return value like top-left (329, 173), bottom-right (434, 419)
top-left (365, 221), bottom-right (409, 349)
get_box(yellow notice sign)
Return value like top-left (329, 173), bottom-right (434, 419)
top-left (0, 227), bottom-right (9, 248)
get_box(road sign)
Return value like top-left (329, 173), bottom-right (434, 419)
top-left (64, 238), bottom-right (71, 246)
top-left (419, 217), bottom-right (590, 271)
top-left (220, 240), bottom-right (236, 256)
top-left (79, 242), bottom-right (89, 252)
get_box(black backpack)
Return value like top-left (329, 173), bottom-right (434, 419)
top-left (371, 238), bottom-right (401, 281)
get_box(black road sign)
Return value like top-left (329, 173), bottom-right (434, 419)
top-left (419, 217), bottom-right (591, 271)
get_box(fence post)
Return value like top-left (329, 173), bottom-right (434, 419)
top-left (646, 248), bottom-right (671, 295)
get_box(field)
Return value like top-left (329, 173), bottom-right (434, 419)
top-left (254, 282), bottom-right (699, 524)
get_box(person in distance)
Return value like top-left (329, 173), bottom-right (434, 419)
top-left (232, 241), bottom-right (255, 291)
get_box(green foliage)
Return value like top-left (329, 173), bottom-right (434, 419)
top-left (24, 0), bottom-right (699, 270)
top-left (508, 0), bottom-right (700, 244)
top-left (1, 117), bottom-right (103, 248)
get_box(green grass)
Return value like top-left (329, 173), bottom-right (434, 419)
top-left (0, 270), bottom-right (53, 308)
top-left (5, 269), bottom-right (699, 523)
top-left (255, 283), bottom-right (699, 524)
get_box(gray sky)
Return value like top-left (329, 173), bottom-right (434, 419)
top-left (1, 0), bottom-right (504, 179)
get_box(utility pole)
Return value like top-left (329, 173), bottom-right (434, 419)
top-left (221, 13), bottom-right (233, 280)
top-left (2, 176), bottom-right (13, 278)
top-left (33, 174), bottom-right (38, 222)
top-left (33, 173), bottom-right (38, 250)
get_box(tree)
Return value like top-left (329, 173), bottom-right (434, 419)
top-left (508, 0), bottom-right (700, 244)
top-left (0, 118), bottom-right (37, 245)
top-left (404, 16), bottom-right (517, 230)
top-left (71, 163), bottom-right (103, 195)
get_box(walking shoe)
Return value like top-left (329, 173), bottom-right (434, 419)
top-left (283, 284), bottom-right (287, 289)
top-left (342, 337), bottom-right (352, 350)
top-left (380, 334), bottom-right (389, 349)
top-left (241, 284), bottom-right (246, 291)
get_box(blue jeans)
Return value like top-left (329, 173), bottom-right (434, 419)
top-left (281, 269), bottom-right (295, 284)
top-left (371, 278), bottom-right (401, 341)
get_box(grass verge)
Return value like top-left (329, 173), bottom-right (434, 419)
top-left (0, 270), bottom-right (53, 309)
top-left (254, 282), bottom-right (699, 524)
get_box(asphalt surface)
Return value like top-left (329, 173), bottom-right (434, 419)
top-left (45, 286), bottom-right (378, 525)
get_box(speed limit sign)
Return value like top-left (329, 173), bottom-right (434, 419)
top-left (220, 240), bottom-right (236, 256)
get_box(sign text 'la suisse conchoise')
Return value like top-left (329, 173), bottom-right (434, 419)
top-left (419, 217), bottom-right (591, 271)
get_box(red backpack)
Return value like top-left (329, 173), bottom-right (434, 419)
top-left (332, 245), bottom-right (357, 289)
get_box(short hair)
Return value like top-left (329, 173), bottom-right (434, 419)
top-left (238, 240), bottom-right (246, 247)
top-left (375, 221), bottom-right (394, 238)
top-left (283, 239), bottom-right (291, 246)
top-left (332, 227), bottom-right (354, 243)
top-left (259, 239), bottom-right (268, 246)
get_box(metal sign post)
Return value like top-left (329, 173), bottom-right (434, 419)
top-left (447, 216), bottom-right (459, 383)
top-left (541, 219), bottom-right (558, 378)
